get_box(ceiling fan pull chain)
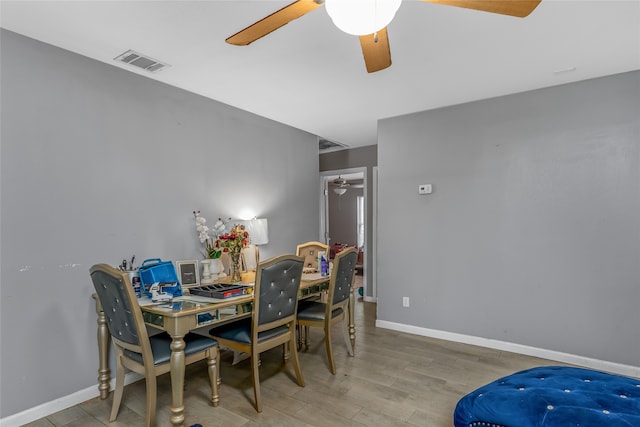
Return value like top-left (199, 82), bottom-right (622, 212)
top-left (373, 32), bottom-right (378, 43)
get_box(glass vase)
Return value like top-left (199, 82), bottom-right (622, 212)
top-left (230, 252), bottom-right (242, 283)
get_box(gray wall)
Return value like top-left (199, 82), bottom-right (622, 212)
top-left (377, 71), bottom-right (640, 367)
top-left (320, 145), bottom-right (377, 172)
top-left (0, 29), bottom-right (319, 418)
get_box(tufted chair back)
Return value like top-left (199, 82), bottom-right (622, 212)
top-left (296, 241), bottom-right (328, 270)
top-left (254, 255), bottom-right (304, 328)
top-left (330, 248), bottom-right (357, 306)
top-left (90, 263), bottom-right (148, 350)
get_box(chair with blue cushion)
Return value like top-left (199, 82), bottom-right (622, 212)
top-left (296, 247), bottom-right (357, 374)
top-left (208, 254), bottom-right (305, 412)
top-left (90, 263), bottom-right (220, 427)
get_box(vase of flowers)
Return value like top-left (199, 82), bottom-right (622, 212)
top-left (194, 211), bottom-right (228, 283)
top-left (215, 224), bottom-right (250, 283)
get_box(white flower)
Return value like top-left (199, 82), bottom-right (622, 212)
top-left (194, 211), bottom-right (229, 259)
top-left (212, 220), bottom-right (226, 235)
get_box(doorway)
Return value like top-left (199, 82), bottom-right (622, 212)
top-left (320, 167), bottom-right (371, 299)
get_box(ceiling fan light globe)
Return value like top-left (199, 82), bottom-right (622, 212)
top-left (325, 0), bottom-right (401, 36)
top-left (333, 187), bottom-right (348, 196)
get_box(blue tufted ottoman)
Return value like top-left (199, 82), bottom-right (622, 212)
top-left (454, 366), bottom-right (640, 427)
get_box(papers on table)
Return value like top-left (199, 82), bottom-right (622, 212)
top-left (174, 293), bottom-right (251, 304)
top-left (137, 297), bottom-right (156, 306)
top-left (302, 272), bottom-right (328, 281)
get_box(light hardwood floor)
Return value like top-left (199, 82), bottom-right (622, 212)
top-left (25, 285), bottom-right (557, 427)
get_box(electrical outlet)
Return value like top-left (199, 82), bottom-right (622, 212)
top-left (402, 296), bottom-right (410, 307)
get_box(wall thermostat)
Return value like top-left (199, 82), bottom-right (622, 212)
top-left (418, 184), bottom-right (433, 195)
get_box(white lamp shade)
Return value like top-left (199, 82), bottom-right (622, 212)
top-left (244, 218), bottom-right (269, 245)
top-left (325, 0), bottom-right (402, 36)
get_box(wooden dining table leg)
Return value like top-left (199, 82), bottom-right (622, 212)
top-left (169, 334), bottom-right (187, 427)
top-left (93, 295), bottom-right (111, 399)
top-left (296, 324), bottom-right (304, 350)
top-left (348, 289), bottom-right (356, 355)
top-left (283, 342), bottom-right (290, 360)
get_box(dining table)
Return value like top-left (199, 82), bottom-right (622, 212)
top-left (92, 272), bottom-right (356, 427)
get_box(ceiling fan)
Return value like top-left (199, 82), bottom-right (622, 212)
top-left (226, 0), bottom-right (542, 73)
top-left (331, 176), bottom-right (351, 195)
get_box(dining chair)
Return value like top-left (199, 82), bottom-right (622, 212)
top-left (241, 244), bottom-right (260, 272)
top-left (296, 247), bottom-right (357, 374)
top-left (296, 241), bottom-right (329, 270)
top-left (208, 254), bottom-right (305, 412)
top-left (229, 243), bottom-right (260, 363)
top-left (89, 263), bottom-right (220, 427)
top-left (295, 241), bottom-right (329, 345)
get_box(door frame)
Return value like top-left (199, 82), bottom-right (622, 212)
top-left (319, 167), bottom-right (370, 298)
top-left (371, 166), bottom-right (378, 302)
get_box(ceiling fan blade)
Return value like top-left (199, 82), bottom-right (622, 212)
top-left (226, 0), bottom-right (324, 46)
top-left (359, 27), bottom-right (391, 73)
top-left (422, 0), bottom-right (541, 18)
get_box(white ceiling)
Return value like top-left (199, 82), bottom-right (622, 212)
top-left (2, 1), bottom-right (639, 149)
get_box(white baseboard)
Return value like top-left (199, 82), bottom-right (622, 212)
top-left (363, 296), bottom-right (377, 303)
top-left (375, 319), bottom-right (640, 379)
top-left (0, 372), bottom-right (143, 427)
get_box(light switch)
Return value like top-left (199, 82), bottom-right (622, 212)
top-left (418, 184), bottom-right (433, 195)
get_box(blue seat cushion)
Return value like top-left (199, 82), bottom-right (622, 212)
top-left (296, 300), bottom-right (343, 322)
top-left (124, 332), bottom-right (218, 366)
top-left (209, 318), bottom-right (289, 344)
top-left (454, 366), bottom-right (640, 427)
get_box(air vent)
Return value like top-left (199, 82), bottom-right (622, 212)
top-left (114, 50), bottom-right (169, 73)
top-left (319, 138), bottom-right (347, 151)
